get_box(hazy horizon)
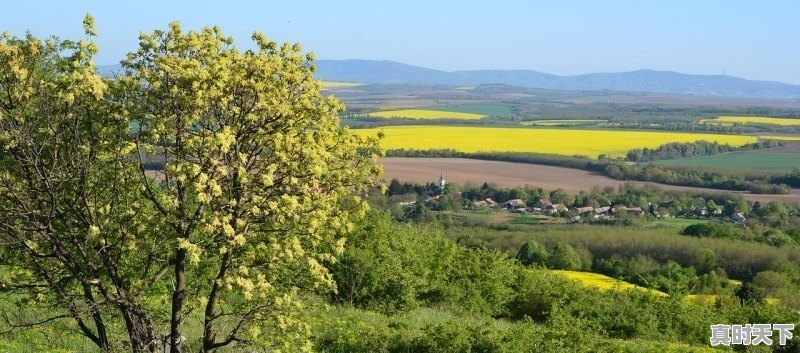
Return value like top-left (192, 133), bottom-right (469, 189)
top-left (3, 1), bottom-right (799, 84)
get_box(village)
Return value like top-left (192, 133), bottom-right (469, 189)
top-left (408, 174), bottom-right (749, 225)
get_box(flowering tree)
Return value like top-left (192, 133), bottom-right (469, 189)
top-left (117, 22), bottom-right (382, 353)
top-left (0, 15), bottom-right (159, 352)
top-left (0, 16), bottom-right (381, 353)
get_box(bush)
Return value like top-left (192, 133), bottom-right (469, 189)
top-left (681, 222), bottom-right (735, 238)
top-left (331, 212), bottom-right (457, 313)
top-left (515, 240), bottom-right (548, 266)
top-left (547, 243), bottom-right (583, 270)
top-left (763, 229), bottom-right (796, 247)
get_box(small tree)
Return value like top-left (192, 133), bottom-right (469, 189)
top-left (547, 243), bottom-right (582, 270)
top-left (515, 241), bottom-right (548, 267)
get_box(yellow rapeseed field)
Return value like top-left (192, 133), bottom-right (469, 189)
top-left (354, 125), bottom-right (757, 157)
top-left (320, 81), bottom-right (363, 88)
top-left (702, 116), bottom-right (800, 126)
top-left (369, 109), bottom-right (486, 120)
top-left (551, 270), bottom-right (667, 296)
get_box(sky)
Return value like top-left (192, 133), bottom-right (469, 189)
top-left (2, 1), bottom-right (799, 84)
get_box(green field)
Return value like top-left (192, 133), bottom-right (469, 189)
top-left (522, 119), bottom-right (608, 126)
top-left (417, 103), bottom-right (515, 116)
top-left (369, 109), bottom-right (485, 120)
top-left (508, 215), bottom-right (548, 225)
top-left (654, 151), bottom-right (800, 170)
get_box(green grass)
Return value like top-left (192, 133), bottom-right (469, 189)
top-left (645, 217), bottom-right (709, 228)
top-left (522, 119), bottom-right (608, 126)
top-left (653, 151), bottom-right (800, 171)
top-left (417, 103), bottom-right (515, 116)
top-left (508, 216), bottom-right (544, 225)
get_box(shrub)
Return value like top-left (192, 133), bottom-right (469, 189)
top-left (548, 243), bottom-right (583, 270)
top-left (681, 222), bottom-right (735, 238)
top-left (515, 240), bottom-right (549, 266)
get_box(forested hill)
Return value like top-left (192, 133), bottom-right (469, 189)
top-left (314, 59), bottom-right (800, 99)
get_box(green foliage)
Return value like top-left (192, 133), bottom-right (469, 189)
top-left (515, 240), bottom-right (549, 266)
top-left (331, 212), bottom-right (456, 313)
top-left (763, 229), bottom-right (796, 247)
top-left (438, 249), bottom-right (517, 316)
top-left (450, 225), bottom-right (800, 281)
top-left (332, 212), bottom-right (517, 316)
top-left (682, 222), bottom-right (736, 238)
top-left (627, 140), bottom-right (780, 162)
top-left (547, 243), bottom-right (583, 270)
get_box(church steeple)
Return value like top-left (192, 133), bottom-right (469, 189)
top-left (438, 174), bottom-right (446, 193)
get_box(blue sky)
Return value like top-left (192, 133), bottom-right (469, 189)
top-left (2, 1), bottom-right (799, 83)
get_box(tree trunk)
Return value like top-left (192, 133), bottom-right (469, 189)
top-left (82, 283), bottom-right (110, 352)
top-left (202, 251), bottom-right (232, 352)
top-left (169, 247), bottom-right (187, 353)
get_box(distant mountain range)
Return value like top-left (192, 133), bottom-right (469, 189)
top-left (315, 59), bottom-right (800, 100)
top-left (97, 60), bottom-right (800, 100)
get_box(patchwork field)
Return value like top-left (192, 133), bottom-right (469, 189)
top-left (377, 157), bottom-right (800, 203)
top-left (355, 125), bottom-right (757, 157)
top-left (369, 109), bottom-right (486, 120)
top-left (702, 116), bottom-right (800, 126)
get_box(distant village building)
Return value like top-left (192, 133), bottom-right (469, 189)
top-left (469, 200), bottom-right (488, 209)
top-left (548, 203), bottom-right (568, 214)
top-left (573, 206), bottom-right (594, 214)
top-left (732, 212), bottom-right (747, 224)
top-left (625, 207), bottom-right (645, 217)
top-left (438, 174), bottom-right (446, 193)
top-left (533, 198), bottom-right (553, 209)
top-left (503, 199), bottom-right (526, 210)
top-left (593, 206), bottom-right (611, 218)
top-left (485, 198), bottom-right (498, 208)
